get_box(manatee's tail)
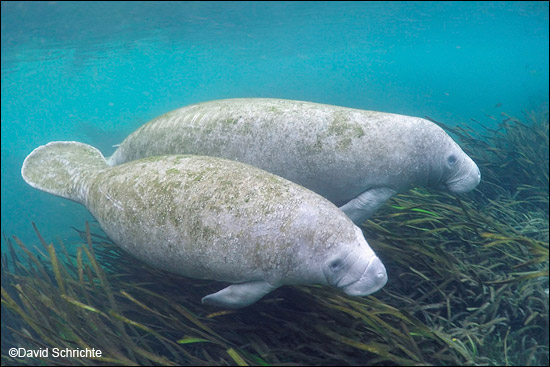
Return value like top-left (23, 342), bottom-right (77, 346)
top-left (21, 141), bottom-right (108, 204)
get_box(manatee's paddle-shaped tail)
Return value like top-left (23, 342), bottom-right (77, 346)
top-left (21, 141), bottom-right (108, 204)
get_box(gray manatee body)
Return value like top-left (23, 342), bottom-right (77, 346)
top-left (109, 98), bottom-right (481, 224)
top-left (21, 141), bottom-right (387, 308)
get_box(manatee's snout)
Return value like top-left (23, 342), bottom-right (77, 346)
top-left (446, 155), bottom-right (481, 194)
top-left (324, 229), bottom-right (387, 297)
top-left (340, 256), bottom-right (387, 297)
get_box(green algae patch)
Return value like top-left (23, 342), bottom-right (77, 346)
top-left (166, 168), bottom-right (180, 175)
top-left (326, 112), bottom-right (366, 150)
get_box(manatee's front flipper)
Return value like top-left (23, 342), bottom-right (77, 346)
top-left (201, 280), bottom-right (278, 309)
top-left (340, 187), bottom-right (397, 225)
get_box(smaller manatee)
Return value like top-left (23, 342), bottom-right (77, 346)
top-left (108, 98), bottom-right (482, 224)
top-left (21, 142), bottom-right (387, 308)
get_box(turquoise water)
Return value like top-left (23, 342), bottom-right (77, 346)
top-left (1, 1), bottom-right (549, 244)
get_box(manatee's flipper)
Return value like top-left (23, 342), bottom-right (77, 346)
top-left (21, 141), bottom-right (108, 204)
top-left (340, 187), bottom-right (397, 225)
top-left (201, 280), bottom-right (278, 309)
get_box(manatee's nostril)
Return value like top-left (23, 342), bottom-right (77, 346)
top-left (369, 257), bottom-right (387, 285)
top-left (376, 271), bottom-right (388, 287)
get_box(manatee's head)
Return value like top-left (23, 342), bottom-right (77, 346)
top-left (425, 125), bottom-right (481, 194)
top-left (322, 227), bottom-right (387, 296)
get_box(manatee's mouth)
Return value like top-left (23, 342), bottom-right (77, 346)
top-left (341, 256), bottom-right (387, 296)
top-left (446, 162), bottom-right (481, 193)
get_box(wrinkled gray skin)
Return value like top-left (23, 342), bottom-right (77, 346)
top-left (109, 98), bottom-right (481, 224)
top-left (21, 141), bottom-right (387, 308)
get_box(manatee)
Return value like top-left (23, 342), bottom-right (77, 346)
top-left (22, 141), bottom-right (387, 308)
top-left (108, 98), bottom-right (481, 224)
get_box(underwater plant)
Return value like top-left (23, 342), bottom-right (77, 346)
top-left (2, 107), bottom-right (548, 366)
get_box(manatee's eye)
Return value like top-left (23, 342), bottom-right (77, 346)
top-left (329, 259), bottom-right (343, 271)
top-left (447, 155), bottom-right (457, 166)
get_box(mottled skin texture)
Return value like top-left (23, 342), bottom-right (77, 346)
top-left (109, 98), bottom-right (481, 224)
top-left (22, 142), bottom-right (387, 308)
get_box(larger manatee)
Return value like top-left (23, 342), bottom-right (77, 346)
top-left (109, 98), bottom-right (481, 224)
top-left (22, 141), bottom-right (387, 309)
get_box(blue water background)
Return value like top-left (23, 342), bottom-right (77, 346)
top-left (1, 1), bottom-right (548, 245)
